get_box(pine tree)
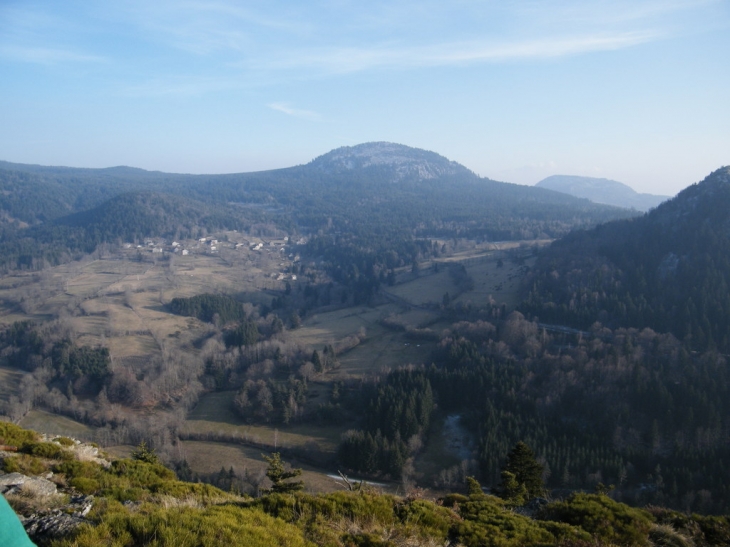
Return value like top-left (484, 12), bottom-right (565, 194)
top-left (262, 452), bottom-right (304, 494)
top-left (312, 350), bottom-right (323, 372)
top-left (499, 441), bottom-right (545, 500)
top-left (131, 441), bottom-right (159, 465)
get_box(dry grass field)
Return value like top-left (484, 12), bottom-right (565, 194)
top-left (0, 234), bottom-right (539, 492)
top-left (185, 391), bottom-right (343, 454)
top-left (19, 409), bottom-right (94, 438)
top-left (288, 304), bottom-right (398, 346)
top-left (385, 269), bottom-right (460, 306)
top-left (178, 439), bottom-right (395, 494)
top-left (454, 257), bottom-right (536, 309)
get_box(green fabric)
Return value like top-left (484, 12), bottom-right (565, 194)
top-left (0, 493), bottom-right (36, 547)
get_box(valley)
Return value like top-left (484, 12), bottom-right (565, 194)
top-left (1, 227), bottom-right (539, 494)
top-left (2, 5), bottom-right (728, 543)
top-left (1, 148), bottom-right (728, 515)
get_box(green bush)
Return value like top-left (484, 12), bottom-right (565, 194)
top-left (440, 493), bottom-right (468, 507)
top-left (394, 499), bottom-right (455, 540)
top-left (20, 440), bottom-right (73, 460)
top-left (150, 480), bottom-right (233, 501)
top-left (110, 458), bottom-right (176, 485)
top-left (0, 422), bottom-right (38, 446)
top-left (539, 493), bottom-right (654, 547)
top-left (453, 496), bottom-right (558, 547)
top-left (253, 491), bottom-right (398, 526)
top-left (57, 504), bottom-right (311, 547)
top-left (70, 477), bottom-right (100, 495)
top-left (54, 459), bottom-right (102, 480)
top-left (103, 486), bottom-right (149, 503)
top-left (2, 454), bottom-right (48, 475)
top-left (692, 514), bottom-right (730, 545)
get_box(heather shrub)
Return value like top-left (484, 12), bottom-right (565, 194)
top-left (540, 493), bottom-right (654, 547)
top-left (0, 421), bottom-right (38, 446)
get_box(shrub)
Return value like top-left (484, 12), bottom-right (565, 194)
top-left (395, 499), bottom-right (455, 540)
top-left (70, 477), bottom-right (100, 495)
top-left (0, 422), bottom-right (38, 446)
top-left (103, 486), bottom-right (148, 503)
top-left (539, 493), bottom-right (654, 547)
top-left (2, 454), bottom-right (47, 475)
top-left (150, 480), bottom-right (233, 501)
top-left (54, 460), bottom-right (102, 480)
top-left (254, 491), bottom-right (398, 527)
top-left (58, 504), bottom-right (310, 547)
top-left (441, 493), bottom-right (468, 507)
top-left (453, 496), bottom-right (557, 547)
top-left (692, 514), bottom-right (730, 545)
top-left (110, 458), bottom-right (176, 486)
top-left (20, 441), bottom-right (72, 460)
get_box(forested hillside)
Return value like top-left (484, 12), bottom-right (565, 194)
top-left (0, 192), bottom-right (255, 271)
top-left (339, 310), bottom-right (730, 513)
top-left (0, 144), bottom-right (635, 280)
top-left (523, 166), bottom-right (730, 352)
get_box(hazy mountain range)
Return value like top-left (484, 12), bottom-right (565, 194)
top-left (0, 143), bottom-right (638, 272)
top-left (536, 174), bottom-right (671, 211)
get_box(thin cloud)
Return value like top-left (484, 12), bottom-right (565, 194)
top-left (0, 45), bottom-right (106, 65)
top-left (253, 30), bottom-right (659, 74)
top-left (118, 1), bottom-right (311, 56)
top-left (267, 103), bottom-right (321, 121)
top-left (123, 76), bottom-right (242, 97)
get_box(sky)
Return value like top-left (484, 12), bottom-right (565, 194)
top-left (0, 1), bottom-right (728, 195)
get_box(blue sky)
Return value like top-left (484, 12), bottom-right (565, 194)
top-left (1, 1), bottom-right (728, 194)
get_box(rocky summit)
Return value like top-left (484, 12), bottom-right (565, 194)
top-left (307, 141), bottom-right (473, 181)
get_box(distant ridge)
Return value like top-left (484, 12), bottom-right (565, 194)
top-left (536, 174), bottom-right (670, 212)
top-left (0, 142), bottom-right (637, 271)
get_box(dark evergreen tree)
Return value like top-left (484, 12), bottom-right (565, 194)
top-left (499, 442), bottom-right (545, 500)
top-left (262, 452), bottom-right (304, 494)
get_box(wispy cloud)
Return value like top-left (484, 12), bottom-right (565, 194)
top-left (251, 30), bottom-right (658, 74)
top-left (267, 102), bottom-right (321, 121)
top-left (0, 45), bottom-right (106, 65)
top-left (117, 1), bottom-right (311, 56)
top-left (123, 76), bottom-right (242, 97)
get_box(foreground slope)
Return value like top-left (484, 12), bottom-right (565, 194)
top-left (525, 166), bottom-right (730, 350)
top-left (1, 422), bottom-right (728, 547)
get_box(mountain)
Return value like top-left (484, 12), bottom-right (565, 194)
top-left (0, 143), bottom-right (637, 276)
top-left (524, 166), bottom-right (730, 351)
top-left (536, 174), bottom-right (670, 211)
top-left (307, 141), bottom-right (473, 180)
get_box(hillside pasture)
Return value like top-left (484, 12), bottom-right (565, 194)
top-left (335, 326), bottom-right (434, 377)
top-left (384, 269), bottom-right (459, 306)
top-left (19, 409), bottom-right (93, 439)
top-left (179, 439), bottom-right (374, 494)
top-left (185, 390), bottom-right (343, 456)
top-left (289, 304), bottom-right (399, 347)
top-left (453, 255), bottom-right (535, 309)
